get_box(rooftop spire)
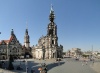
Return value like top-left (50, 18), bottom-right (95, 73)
top-left (49, 4), bottom-right (55, 22)
top-left (25, 21), bottom-right (28, 35)
top-left (11, 29), bottom-right (14, 35)
top-left (50, 4), bottom-right (54, 14)
top-left (26, 21), bottom-right (28, 29)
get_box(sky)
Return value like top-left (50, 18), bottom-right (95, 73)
top-left (0, 0), bottom-right (100, 52)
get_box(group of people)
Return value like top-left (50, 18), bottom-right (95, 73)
top-left (31, 67), bottom-right (35, 73)
top-left (82, 59), bottom-right (95, 66)
top-left (30, 63), bottom-right (47, 73)
top-left (39, 63), bottom-right (47, 73)
top-left (82, 61), bottom-right (88, 66)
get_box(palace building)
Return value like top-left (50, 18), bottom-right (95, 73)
top-left (0, 29), bottom-right (24, 59)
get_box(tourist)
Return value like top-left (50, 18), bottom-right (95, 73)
top-left (82, 62), bottom-right (84, 66)
top-left (85, 61), bottom-right (87, 65)
top-left (31, 68), bottom-right (35, 73)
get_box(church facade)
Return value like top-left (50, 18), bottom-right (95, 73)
top-left (32, 6), bottom-right (63, 59)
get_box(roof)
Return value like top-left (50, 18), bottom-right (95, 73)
top-left (0, 35), bottom-right (15, 45)
top-left (4, 40), bottom-right (9, 44)
top-left (0, 40), bottom-right (9, 45)
top-left (9, 35), bottom-right (14, 42)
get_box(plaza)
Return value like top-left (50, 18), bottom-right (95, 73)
top-left (0, 58), bottom-right (99, 73)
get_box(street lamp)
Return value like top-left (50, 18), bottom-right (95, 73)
top-left (25, 59), bottom-right (27, 73)
top-left (42, 45), bottom-right (45, 60)
top-left (47, 47), bottom-right (49, 59)
top-left (68, 50), bottom-right (70, 57)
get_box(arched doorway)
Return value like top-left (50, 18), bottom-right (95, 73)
top-left (2, 56), bottom-right (5, 60)
top-left (53, 53), bottom-right (55, 58)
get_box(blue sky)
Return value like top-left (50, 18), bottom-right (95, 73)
top-left (0, 0), bottom-right (100, 52)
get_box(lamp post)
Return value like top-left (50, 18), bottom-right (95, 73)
top-left (7, 43), bottom-right (8, 60)
top-left (25, 59), bottom-right (27, 73)
top-left (55, 46), bottom-right (57, 59)
top-left (68, 50), bottom-right (70, 57)
top-left (47, 47), bottom-right (49, 59)
top-left (42, 45), bottom-right (45, 61)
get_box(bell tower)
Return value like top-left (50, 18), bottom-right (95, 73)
top-left (24, 23), bottom-right (30, 48)
top-left (47, 4), bottom-right (58, 46)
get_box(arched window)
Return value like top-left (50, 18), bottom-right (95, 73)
top-left (49, 29), bottom-right (53, 36)
top-left (52, 40), bottom-right (54, 44)
top-left (13, 47), bottom-right (17, 53)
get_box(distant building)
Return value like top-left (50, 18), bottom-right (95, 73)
top-left (66, 48), bottom-right (82, 57)
top-left (83, 51), bottom-right (92, 58)
top-left (32, 5), bottom-right (63, 59)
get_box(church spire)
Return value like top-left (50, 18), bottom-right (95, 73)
top-left (49, 4), bottom-right (55, 22)
top-left (24, 21), bottom-right (30, 48)
top-left (50, 4), bottom-right (54, 13)
top-left (25, 21), bottom-right (28, 35)
top-left (11, 29), bottom-right (14, 35)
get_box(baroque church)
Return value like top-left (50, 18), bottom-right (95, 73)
top-left (0, 5), bottom-right (63, 60)
top-left (32, 5), bottom-right (63, 59)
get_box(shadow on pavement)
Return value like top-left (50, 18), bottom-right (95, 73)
top-left (47, 61), bottom-right (65, 71)
top-left (0, 60), bottom-right (40, 73)
top-left (29, 61), bottom-right (65, 73)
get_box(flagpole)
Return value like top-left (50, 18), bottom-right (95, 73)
top-left (92, 45), bottom-right (93, 58)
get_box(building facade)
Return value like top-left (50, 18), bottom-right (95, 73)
top-left (66, 48), bottom-right (82, 57)
top-left (24, 28), bottom-right (32, 58)
top-left (32, 5), bottom-right (63, 59)
top-left (0, 29), bottom-right (25, 59)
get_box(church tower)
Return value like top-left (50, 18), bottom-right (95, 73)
top-left (24, 28), bottom-right (30, 48)
top-left (47, 4), bottom-right (58, 47)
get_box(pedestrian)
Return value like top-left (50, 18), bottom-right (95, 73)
top-left (31, 68), bottom-right (35, 73)
top-left (82, 62), bottom-right (84, 66)
top-left (86, 61), bottom-right (87, 65)
top-left (27, 67), bottom-right (28, 73)
top-left (93, 60), bottom-right (94, 65)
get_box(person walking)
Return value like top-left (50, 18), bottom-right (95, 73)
top-left (92, 59), bottom-right (94, 66)
top-left (82, 62), bottom-right (84, 66)
top-left (82, 63), bottom-right (84, 66)
top-left (85, 61), bottom-right (87, 65)
top-left (27, 67), bottom-right (28, 73)
top-left (31, 68), bottom-right (35, 73)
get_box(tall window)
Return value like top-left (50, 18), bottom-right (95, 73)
top-left (52, 40), bottom-right (54, 44)
top-left (49, 29), bottom-right (53, 36)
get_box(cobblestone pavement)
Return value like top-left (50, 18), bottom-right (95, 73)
top-left (48, 59), bottom-right (97, 73)
top-left (0, 58), bottom-right (99, 73)
top-left (90, 62), bottom-right (100, 73)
